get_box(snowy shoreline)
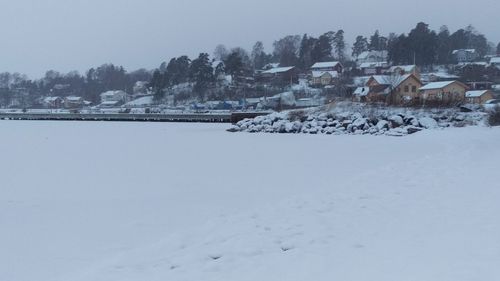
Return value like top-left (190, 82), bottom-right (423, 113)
top-left (229, 104), bottom-right (488, 136)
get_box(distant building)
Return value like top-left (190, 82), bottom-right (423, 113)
top-left (43, 96), bottom-right (64, 108)
top-left (310, 61), bottom-right (343, 74)
top-left (452, 49), bottom-right (479, 63)
top-left (490, 57), bottom-right (500, 70)
top-left (386, 65), bottom-right (420, 78)
top-left (356, 51), bottom-right (388, 66)
top-left (311, 71), bottom-right (339, 86)
top-left (419, 81), bottom-right (468, 104)
top-left (363, 74), bottom-right (422, 104)
top-left (260, 66), bottom-right (298, 85)
top-left (359, 62), bottom-right (389, 75)
top-left (422, 72), bottom-right (460, 83)
top-left (100, 90), bottom-right (128, 105)
top-left (465, 90), bottom-right (494, 104)
top-left (64, 96), bottom-right (85, 109)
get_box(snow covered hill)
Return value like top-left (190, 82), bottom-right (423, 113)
top-left (1, 121), bottom-right (499, 281)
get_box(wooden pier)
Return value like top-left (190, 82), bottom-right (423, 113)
top-left (0, 112), bottom-right (270, 124)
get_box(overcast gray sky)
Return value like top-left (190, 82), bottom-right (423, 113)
top-left (0, 0), bottom-right (498, 78)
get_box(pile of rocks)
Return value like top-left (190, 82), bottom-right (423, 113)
top-left (228, 110), bottom-right (486, 137)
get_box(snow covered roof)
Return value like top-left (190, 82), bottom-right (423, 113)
top-left (100, 100), bottom-right (120, 106)
top-left (419, 81), bottom-right (457, 90)
top-left (369, 74), bottom-right (413, 87)
top-left (312, 71), bottom-right (339, 78)
top-left (452, 49), bottom-right (476, 54)
top-left (124, 96), bottom-right (154, 107)
top-left (262, 67), bottom-right (295, 74)
top-left (100, 90), bottom-right (127, 98)
top-left (65, 96), bottom-right (83, 101)
top-left (389, 65), bottom-right (416, 73)
top-left (490, 57), bottom-right (500, 64)
top-left (311, 61), bottom-right (341, 69)
top-left (43, 96), bottom-right (62, 102)
top-left (354, 87), bottom-right (370, 96)
top-left (357, 50), bottom-right (388, 60)
top-left (360, 62), bottom-right (388, 68)
top-left (426, 72), bottom-right (459, 79)
top-left (465, 90), bottom-right (490, 98)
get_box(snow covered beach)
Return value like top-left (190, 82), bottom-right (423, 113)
top-left (1, 121), bottom-right (499, 281)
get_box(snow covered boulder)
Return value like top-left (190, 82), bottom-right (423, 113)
top-left (406, 126), bottom-right (423, 135)
top-left (388, 115), bottom-right (404, 127)
top-left (226, 126), bottom-right (241, 133)
top-left (376, 120), bottom-right (390, 131)
top-left (352, 118), bottom-right (368, 128)
top-left (419, 117), bottom-right (438, 129)
top-left (404, 116), bottom-right (420, 127)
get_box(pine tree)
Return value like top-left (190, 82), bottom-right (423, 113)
top-left (497, 42), bottom-right (500, 55)
top-left (369, 30), bottom-right (381, 51)
top-left (311, 32), bottom-right (334, 63)
top-left (189, 53), bottom-right (214, 101)
top-left (298, 34), bottom-right (317, 69)
top-left (333, 30), bottom-right (346, 61)
top-left (436, 26), bottom-right (451, 64)
top-left (352, 36), bottom-right (369, 59)
top-left (251, 41), bottom-right (267, 70)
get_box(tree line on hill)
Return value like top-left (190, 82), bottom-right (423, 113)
top-left (0, 22), bottom-right (498, 108)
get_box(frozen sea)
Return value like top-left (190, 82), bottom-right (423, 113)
top-left (1, 121), bottom-right (499, 281)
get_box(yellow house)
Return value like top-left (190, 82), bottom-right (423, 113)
top-left (364, 74), bottom-right (422, 104)
top-left (419, 81), bottom-right (468, 104)
top-left (311, 71), bottom-right (338, 86)
top-left (465, 90), bottom-right (494, 104)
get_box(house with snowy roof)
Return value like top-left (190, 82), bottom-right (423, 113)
top-left (386, 65), bottom-right (420, 78)
top-left (419, 81), bottom-right (468, 104)
top-left (260, 66), bottom-right (298, 85)
top-left (310, 61), bottom-right (343, 74)
top-left (311, 71), bottom-right (339, 86)
top-left (465, 90), bottom-right (494, 104)
top-left (358, 74), bottom-right (422, 104)
top-left (356, 50), bottom-right (388, 66)
top-left (100, 90), bottom-right (128, 104)
top-left (359, 62), bottom-right (390, 75)
top-left (452, 49), bottom-right (479, 63)
top-left (64, 96), bottom-right (85, 109)
top-left (490, 57), bottom-right (500, 70)
top-left (43, 96), bottom-right (63, 108)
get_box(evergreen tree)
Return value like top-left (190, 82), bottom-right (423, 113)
top-left (352, 35), bottom-right (369, 59)
top-left (311, 31), bottom-right (334, 63)
top-left (213, 44), bottom-right (229, 61)
top-left (251, 41), bottom-right (268, 70)
top-left (407, 22), bottom-right (438, 66)
top-left (369, 30), bottom-right (381, 51)
top-left (436, 25), bottom-right (451, 64)
top-left (333, 30), bottom-right (346, 61)
top-left (273, 35), bottom-right (301, 67)
top-left (189, 53), bottom-right (214, 101)
top-left (497, 42), bottom-right (500, 55)
top-left (224, 51), bottom-right (245, 77)
top-left (298, 34), bottom-right (317, 69)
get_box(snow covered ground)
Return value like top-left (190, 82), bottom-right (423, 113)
top-left (1, 121), bottom-right (499, 281)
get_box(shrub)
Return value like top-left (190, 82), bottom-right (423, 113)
top-left (488, 106), bottom-right (500, 126)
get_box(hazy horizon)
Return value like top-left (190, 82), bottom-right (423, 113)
top-left (1, 0), bottom-right (499, 78)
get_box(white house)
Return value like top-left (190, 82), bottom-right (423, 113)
top-left (452, 49), bottom-right (479, 63)
top-left (490, 57), bottom-right (500, 70)
top-left (100, 90), bottom-right (129, 104)
top-left (356, 51), bottom-right (388, 65)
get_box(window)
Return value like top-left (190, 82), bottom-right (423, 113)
top-left (412, 86), bottom-right (417, 93)
top-left (404, 85), bottom-right (409, 92)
